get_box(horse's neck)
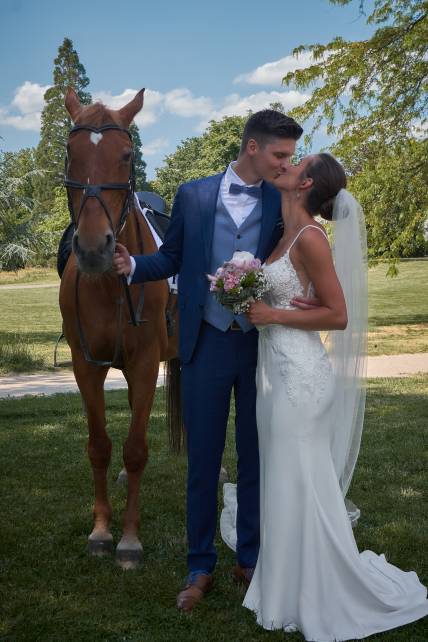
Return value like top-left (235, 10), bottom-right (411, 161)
top-left (119, 205), bottom-right (158, 255)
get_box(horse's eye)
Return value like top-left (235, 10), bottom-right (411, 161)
top-left (122, 151), bottom-right (132, 162)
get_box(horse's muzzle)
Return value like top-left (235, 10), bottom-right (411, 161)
top-left (72, 231), bottom-right (115, 274)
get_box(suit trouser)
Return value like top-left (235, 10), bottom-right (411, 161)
top-left (181, 321), bottom-right (260, 574)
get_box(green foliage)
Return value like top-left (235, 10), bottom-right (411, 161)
top-left (153, 115), bottom-right (246, 209)
top-left (283, 0), bottom-right (428, 260)
top-left (34, 37), bottom-right (91, 216)
top-left (129, 121), bottom-right (148, 191)
top-left (0, 148), bottom-right (46, 270)
top-left (349, 139), bottom-right (428, 265)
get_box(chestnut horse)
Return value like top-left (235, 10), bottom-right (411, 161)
top-left (60, 87), bottom-right (182, 569)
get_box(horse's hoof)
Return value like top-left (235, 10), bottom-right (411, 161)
top-left (219, 466), bottom-right (229, 483)
top-left (116, 468), bottom-right (128, 486)
top-left (88, 535), bottom-right (114, 556)
top-left (116, 539), bottom-right (143, 570)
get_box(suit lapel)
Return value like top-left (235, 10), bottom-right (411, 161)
top-left (198, 173), bottom-right (223, 269)
top-left (256, 182), bottom-right (281, 260)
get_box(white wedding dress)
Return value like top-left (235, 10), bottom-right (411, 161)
top-left (225, 225), bottom-right (428, 641)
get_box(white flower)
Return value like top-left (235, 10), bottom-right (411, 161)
top-left (230, 251), bottom-right (255, 266)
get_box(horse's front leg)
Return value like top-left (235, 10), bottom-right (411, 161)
top-left (116, 358), bottom-right (159, 569)
top-left (73, 355), bottom-right (113, 555)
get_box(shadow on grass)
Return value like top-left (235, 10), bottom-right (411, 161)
top-left (0, 380), bottom-right (427, 641)
top-left (369, 313), bottom-right (428, 327)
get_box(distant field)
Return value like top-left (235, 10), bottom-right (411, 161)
top-left (0, 261), bottom-right (426, 372)
top-left (0, 267), bottom-right (59, 286)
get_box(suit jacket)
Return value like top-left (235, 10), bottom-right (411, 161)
top-left (132, 172), bottom-right (282, 363)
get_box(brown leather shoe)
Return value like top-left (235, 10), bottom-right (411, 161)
top-left (232, 565), bottom-right (255, 588)
top-left (176, 573), bottom-right (213, 612)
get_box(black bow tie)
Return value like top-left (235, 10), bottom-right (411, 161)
top-left (229, 182), bottom-right (262, 198)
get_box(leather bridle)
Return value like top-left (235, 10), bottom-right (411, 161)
top-left (64, 123), bottom-right (136, 237)
top-left (63, 123), bottom-right (144, 367)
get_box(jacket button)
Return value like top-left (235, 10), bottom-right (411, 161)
top-left (237, 234), bottom-right (241, 239)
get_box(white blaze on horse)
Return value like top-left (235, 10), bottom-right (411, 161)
top-left (60, 87), bottom-right (183, 569)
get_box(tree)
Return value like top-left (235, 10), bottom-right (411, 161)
top-left (35, 37), bottom-right (91, 215)
top-left (283, 0), bottom-right (428, 261)
top-left (129, 122), bottom-right (147, 191)
top-left (153, 115), bottom-right (246, 208)
top-left (0, 149), bottom-right (46, 270)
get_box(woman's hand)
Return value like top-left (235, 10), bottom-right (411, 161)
top-left (247, 300), bottom-right (276, 326)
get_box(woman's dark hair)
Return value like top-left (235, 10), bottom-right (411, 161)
top-left (240, 109), bottom-right (303, 152)
top-left (304, 153), bottom-right (347, 220)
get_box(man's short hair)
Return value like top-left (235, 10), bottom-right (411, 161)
top-left (241, 109), bottom-right (303, 152)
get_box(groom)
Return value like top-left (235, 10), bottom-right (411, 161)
top-left (113, 110), bottom-right (303, 611)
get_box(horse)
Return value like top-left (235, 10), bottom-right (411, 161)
top-left (60, 87), bottom-right (182, 569)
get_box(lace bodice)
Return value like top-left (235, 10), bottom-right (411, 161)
top-left (263, 251), bottom-right (312, 310)
top-left (259, 225), bottom-right (332, 406)
top-left (263, 224), bottom-right (327, 309)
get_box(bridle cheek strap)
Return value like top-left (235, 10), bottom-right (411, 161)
top-left (64, 124), bottom-right (136, 239)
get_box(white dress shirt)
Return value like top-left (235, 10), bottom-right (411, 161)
top-left (221, 161), bottom-right (263, 228)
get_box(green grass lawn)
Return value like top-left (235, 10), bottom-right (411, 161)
top-left (0, 260), bottom-right (426, 373)
top-left (0, 378), bottom-right (426, 641)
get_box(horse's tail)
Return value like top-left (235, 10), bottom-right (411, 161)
top-left (165, 357), bottom-right (185, 452)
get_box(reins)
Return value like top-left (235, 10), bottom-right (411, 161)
top-left (64, 123), bottom-right (146, 368)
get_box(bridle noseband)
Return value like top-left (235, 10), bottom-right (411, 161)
top-left (64, 123), bottom-right (136, 237)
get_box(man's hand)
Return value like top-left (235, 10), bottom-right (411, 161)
top-left (290, 295), bottom-right (321, 310)
top-left (113, 242), bottom-right (132, 276)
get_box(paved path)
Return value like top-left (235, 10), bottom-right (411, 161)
top-left (0, 282), bottom-right (59, 290)
top-left (0, 354), bottom-right (426, 399)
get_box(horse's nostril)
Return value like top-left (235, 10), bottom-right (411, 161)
top-left (106, 232), bottom-right (114, 248)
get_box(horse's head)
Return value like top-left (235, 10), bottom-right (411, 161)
top-left (64, 87), bottom-right (145, 274)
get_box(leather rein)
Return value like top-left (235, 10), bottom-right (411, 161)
top-left (64, 123), bottom-right (144, 368)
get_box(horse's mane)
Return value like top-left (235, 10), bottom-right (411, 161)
top-left (76, 102), bottom-right (119, 127)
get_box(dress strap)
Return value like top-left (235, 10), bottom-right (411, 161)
top-left (288, 224), bottom-right (329, 252)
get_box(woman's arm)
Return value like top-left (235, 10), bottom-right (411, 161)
top-left (247, 228), bottom-right (347, 331)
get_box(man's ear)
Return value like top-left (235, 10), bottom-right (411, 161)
top-left (246, 138), bottom-right (259, 156)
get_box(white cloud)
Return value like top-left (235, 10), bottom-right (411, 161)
top-left (92, 87), bottom-right (213, 125)
top-left (196, 90), bottom-right (310, 132)
top-left (92, 88), bottom-right (163, 127)
top-left (0, 81), bottom-right (50, 131)
top-left (234, 52), bottom-right (315, 86)
top-left (11, 80), bottom-right (49, 114)
top-left (143, 137), bottom-right (170, 156)
top-left (164, 88), bottom-right (213, 117)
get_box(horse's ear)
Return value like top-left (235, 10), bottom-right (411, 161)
top-left (118, 89), bottom-right (145, 126)
top-left (65, 87), bottom-right (82, 122)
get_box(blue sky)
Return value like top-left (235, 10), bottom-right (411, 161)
top-left (0, 0), bottom-right (374, 179)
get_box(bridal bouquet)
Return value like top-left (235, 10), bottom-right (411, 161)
top-left (207, 251), bottom-right (268, 314)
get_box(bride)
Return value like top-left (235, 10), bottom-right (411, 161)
top-left (226, 152), bottom-right (428, 640)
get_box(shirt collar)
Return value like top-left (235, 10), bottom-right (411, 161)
top-left (225, 161), bottom-right (263, 189)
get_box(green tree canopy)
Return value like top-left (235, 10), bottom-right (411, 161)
top-left (129, 122), bottom-right (148, 191)
top-left (0, 148), bottom-right (46, 270)
top-left (35, 37), bottom-right (91, 215)
top-left (284, 0), bottom-right (428, 263)
top-left (153, 115), bottom-right (246, 208)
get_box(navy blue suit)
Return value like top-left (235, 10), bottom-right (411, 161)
top-left (132, 172), bottom-right (281, 573)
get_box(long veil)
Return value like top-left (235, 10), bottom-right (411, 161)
top-left (327, 189), bottom-right (368, 524)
